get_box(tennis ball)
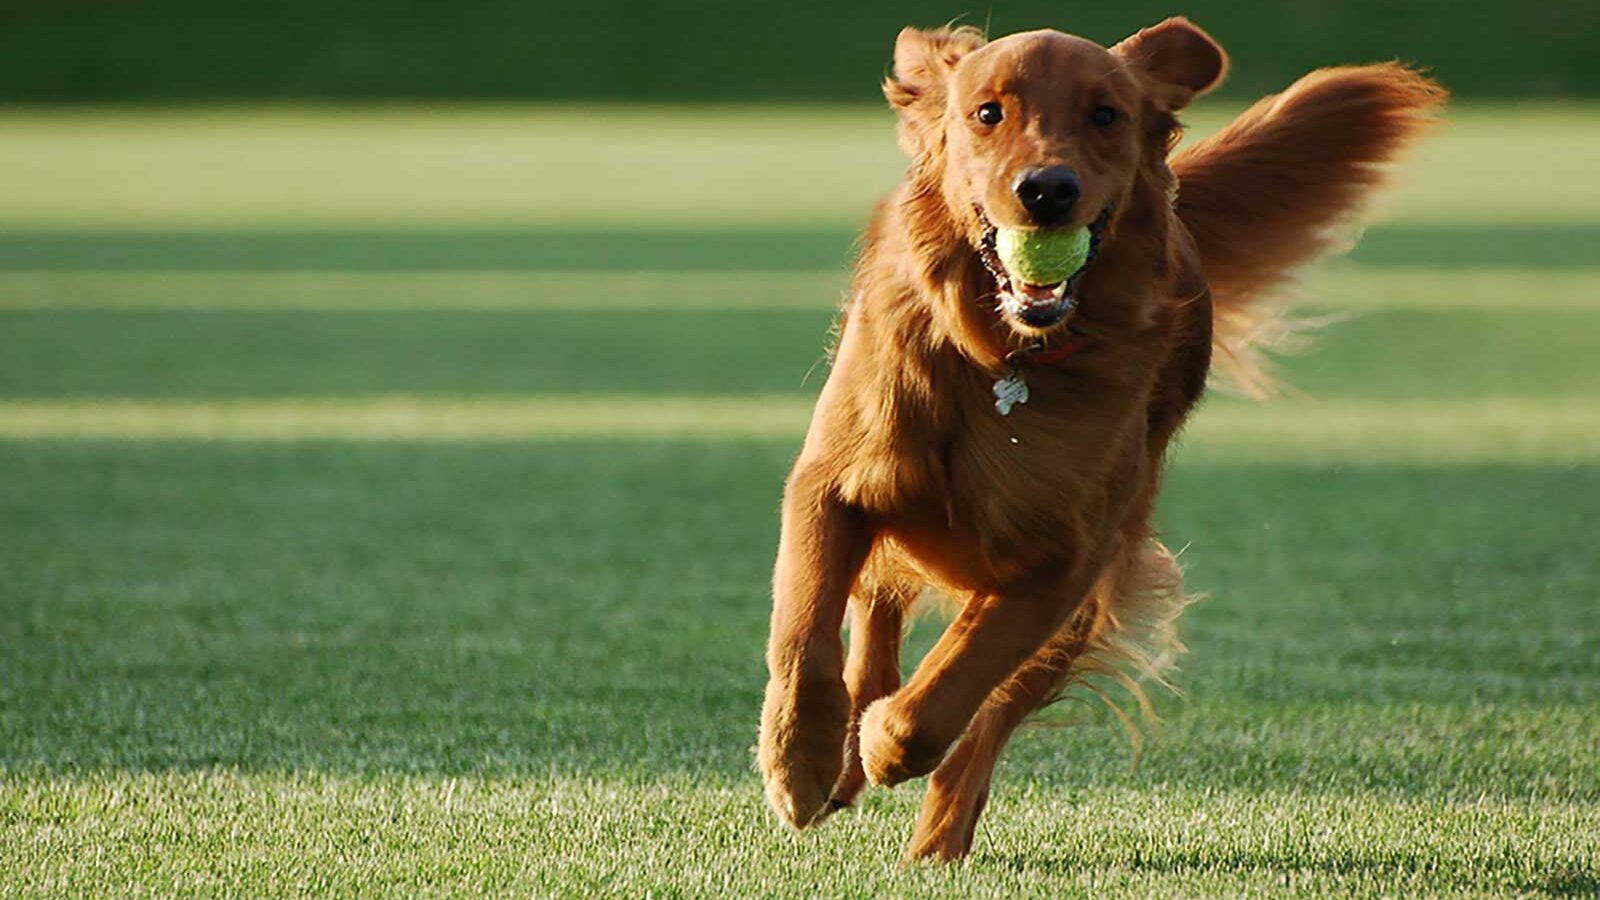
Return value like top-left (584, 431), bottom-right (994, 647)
top-left (995, 226), bottom-right (1091, 285)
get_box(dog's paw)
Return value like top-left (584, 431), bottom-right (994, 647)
top-left (858, 696), bottom-right (951, 788)
top-left (905, 818), bottom-right (980, 863)
top-left (762, 765), bottom-right (833, 831)
top-left (758, 676), bottom-right (849, 830)
top-left (905, 783), bottom-right (990, 863)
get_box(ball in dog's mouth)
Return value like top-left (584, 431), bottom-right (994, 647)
top-left (977, 207), bottom-right (1110, 330)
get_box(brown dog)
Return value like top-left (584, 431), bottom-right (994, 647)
top-left (758, 18), bottom-right (1443, 861)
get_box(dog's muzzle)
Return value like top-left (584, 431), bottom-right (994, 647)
top-left (976, 206), bottom-right (1111, 330)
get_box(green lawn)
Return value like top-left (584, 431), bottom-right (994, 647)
top-left (1, 104), bottom-right (1597, 897)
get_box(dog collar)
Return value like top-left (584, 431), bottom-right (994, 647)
top-left (1026, 337), bottom-right (1091, 366)
top-left (992, 337), bottom-right (1092, 416)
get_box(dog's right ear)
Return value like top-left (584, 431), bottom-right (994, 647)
top-left (884, 26), bottom-right (985, 157)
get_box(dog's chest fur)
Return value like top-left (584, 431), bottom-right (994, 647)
top-left (839, 339), bottom-right (1163, 590)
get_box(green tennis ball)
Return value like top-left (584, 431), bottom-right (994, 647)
top-left (995, 226), bottom-right (1091, 285)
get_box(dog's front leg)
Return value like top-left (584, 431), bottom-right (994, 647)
top-left (758, 463), bottom-right (872, 829)
top-left (858, 569), bottom-right (1088, 787)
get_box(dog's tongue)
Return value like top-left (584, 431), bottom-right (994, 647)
top-left (1017, 281), bottom-right (1064, 302)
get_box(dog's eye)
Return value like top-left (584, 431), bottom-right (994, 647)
top-left (1091, 105), bottom-right (1118, 128)
top-left (975, 102), bottom-right (1004, 126)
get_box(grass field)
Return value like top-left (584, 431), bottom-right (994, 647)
top-left (1, 104), bottom-right (1597, 896)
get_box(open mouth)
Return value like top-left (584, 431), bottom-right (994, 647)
top-left (976, 206), bottom-right (1111, 329)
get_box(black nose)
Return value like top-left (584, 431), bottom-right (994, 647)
top-left (1013, 166), bottom-right (1081, 226)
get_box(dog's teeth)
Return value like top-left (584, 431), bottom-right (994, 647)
top-left (1049, 283), bottom-right (1067, 301)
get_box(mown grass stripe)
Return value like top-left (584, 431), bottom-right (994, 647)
top-left (1304, 265), bottom-right (1600, 310)
top-left (1, 105), bottom-right (1597, 229)
top-left (0, 396), bottom-right (813, 441)
top-left (1, 396), bottom-right (1596, 462)
top-left (0, 267), bottom-right (1595, 312)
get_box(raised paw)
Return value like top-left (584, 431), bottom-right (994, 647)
top-left (858, 696), bottom-right (952, 788)
top-left (757, 676), bottom-right (849, 830)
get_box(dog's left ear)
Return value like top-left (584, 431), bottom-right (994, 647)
top-left (1112, 17), bottom-right (1228, 111)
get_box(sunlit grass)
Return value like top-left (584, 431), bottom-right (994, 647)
top-left (1, 103), bottom-right (1597, 229)
top-left (0, 396), bottom-right (1595, 466)
top-left (1, 438), bottom-right (1596, 895)
top-left (4, 774), bottom-right (1593, 897)
top-left (0, 102), bottom-right (1596, 895)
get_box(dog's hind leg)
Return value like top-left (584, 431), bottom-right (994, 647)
top-left (902, 612), bottom-right (1095, 860)
top-left (856, 564), bottom-right (1096, 789)
top-left (824, 581), bottom-right (914, 815)
top-left (904, 541), bottom-right (1186, 860)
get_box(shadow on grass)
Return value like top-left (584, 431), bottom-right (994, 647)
top-left (0, 306), bottom-right (838, 398)
top-left (980, 849), bottom-right (1599, 895)
top-left (6, 303), bottom-right (1599, 401)
top-left (0, 441), bottom-right (1596, 802)
top-left (0, 223), bottom-right (1594, 270)
top-left (1523, 870), bottom-right (1600, 897)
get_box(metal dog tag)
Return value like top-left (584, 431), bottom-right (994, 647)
top-left (993, 371), bottom-right (1029, 415)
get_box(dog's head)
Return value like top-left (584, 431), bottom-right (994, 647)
top-left (886, 19), bottom-right (1226, 336)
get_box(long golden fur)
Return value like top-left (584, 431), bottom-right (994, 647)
top-left (757, 18), bottom-right (1444, 861)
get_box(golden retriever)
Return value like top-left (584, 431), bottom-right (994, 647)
top-left (757, 17), bottom-right (1444, 861)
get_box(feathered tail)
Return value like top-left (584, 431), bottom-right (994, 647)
top-left (1172, 63), bottom-right (1448, 395)
top-left (1039, 538), bottom-right (1194, 758)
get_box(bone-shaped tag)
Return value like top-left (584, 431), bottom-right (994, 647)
top-left (993, 372), bottom-right (1029, 416)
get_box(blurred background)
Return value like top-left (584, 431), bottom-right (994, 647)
top-left (4, 0), bottom-right (1598, 101)
top-left (2, 2), bottom-right (1597, 894)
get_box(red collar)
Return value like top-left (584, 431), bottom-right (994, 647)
top-left (1025, 337), bottom-right (1091, 367)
